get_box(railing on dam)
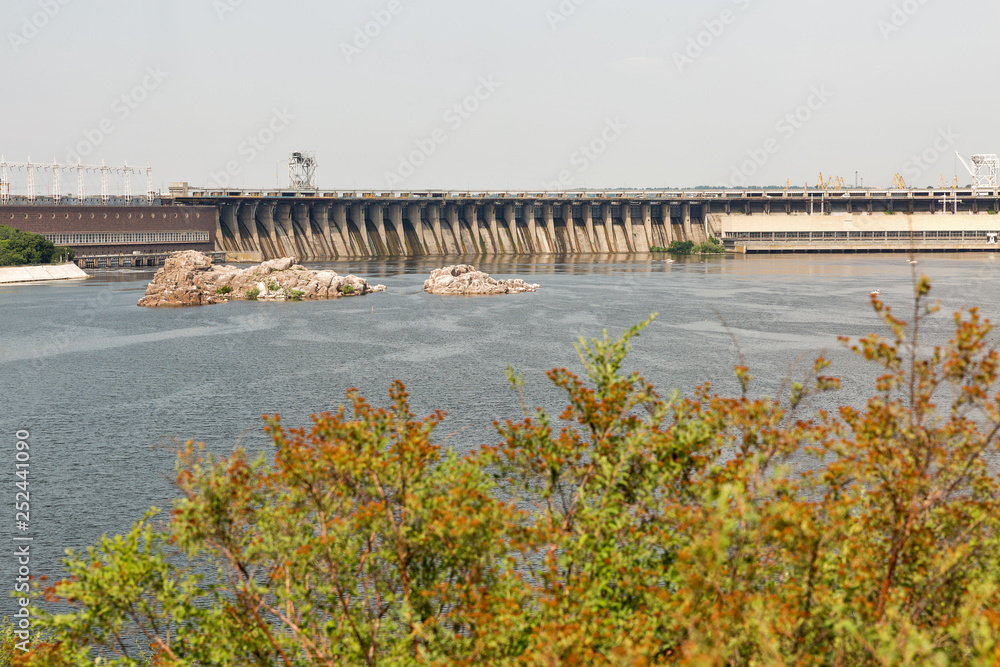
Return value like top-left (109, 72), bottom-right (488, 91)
top-left (174, 187), bottom-right (1000, 201)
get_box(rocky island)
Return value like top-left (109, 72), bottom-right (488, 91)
top-left (423, 265), bottom-right (540, 295)
top-left (138, 251), bottom-right (386, 307)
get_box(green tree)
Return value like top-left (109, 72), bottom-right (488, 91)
top-left (0, 226), bottom-right (56, 266)
top-left (694, 236), bottom-right (725, 254)
top-left (666, 240), bottom-right (695, 254)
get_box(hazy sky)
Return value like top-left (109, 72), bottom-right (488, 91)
top-left (3, 0), bottom-right (997, 192)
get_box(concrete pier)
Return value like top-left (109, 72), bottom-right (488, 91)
top-left (0, 263), bottom-right (90, 284)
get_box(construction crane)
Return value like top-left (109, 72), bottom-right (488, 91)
top-left (955, 152), bottom-right (999, 189)
top-left (817, 173), bottom-right (846, 190)
top-left (892, 174), bottom-right (907, 189)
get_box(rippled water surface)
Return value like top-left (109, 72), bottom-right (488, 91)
top-left (2, 252), bottom-right (1000, 616)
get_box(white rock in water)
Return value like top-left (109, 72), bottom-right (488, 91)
top-left (138, 251), bottom-right (386, 307)
top-left (423, 265), bottom-right (540, 295)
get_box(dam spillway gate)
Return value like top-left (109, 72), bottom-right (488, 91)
top-left (183, 194), bottom-right (713, 260)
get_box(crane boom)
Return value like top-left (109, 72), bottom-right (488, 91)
top-left (956, 152), bottom-right (976, 178)
top-left (955, 152), bottom-right (999, 189)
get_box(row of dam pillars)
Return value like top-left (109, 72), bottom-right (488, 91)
top-left (214, 201), bottom-right (713, 260)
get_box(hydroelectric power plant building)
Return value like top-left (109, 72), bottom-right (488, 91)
top-left (5, 154), bottom-right (1000, 262)
top-left (6, 186), bottom-right (1000, 263)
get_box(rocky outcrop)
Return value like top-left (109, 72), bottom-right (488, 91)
top-left (423, 265), bottom-right (540, 295)
top-left (138, 251), bottom-right (386, 307)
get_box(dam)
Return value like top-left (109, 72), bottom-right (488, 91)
top-left (5, 186), bottom-right (1000, 261)
top-left (172, 185), bottom-right (1000, 259)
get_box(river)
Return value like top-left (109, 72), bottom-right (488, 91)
top-left (1, 252), bottom-right (999, 617)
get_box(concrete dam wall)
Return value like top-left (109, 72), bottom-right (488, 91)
top-left (209, 200), bottom-right (713, 260)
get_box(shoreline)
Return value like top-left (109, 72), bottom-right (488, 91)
top-left (0, 263), bottom-right (91, 285)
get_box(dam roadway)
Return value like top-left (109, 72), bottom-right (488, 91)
top-left (171, 186), bottom-right (1000, 259)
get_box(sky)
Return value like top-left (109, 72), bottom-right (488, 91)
top-left (2, 0), bottom-right (997, 193)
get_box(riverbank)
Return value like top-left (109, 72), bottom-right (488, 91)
top-left (0, 263), bottom-right (90, 285)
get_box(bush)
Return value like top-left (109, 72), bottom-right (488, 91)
top-left (0, 615), bottom-right (41, 662)
top-left (245, 287), bottom-right (259, 301)
top-left (215, 285), bottom-right (232, 295)
top-left (649, 246), bottom-right (669, 253)
top-left (266, 280), bottom-right (279, 291)
top-left (694, 237), bottom-right (725, 254)
top-left (284, 288), bottom-right (305, 301)
top-left (667, 240), bottom-right (695, 254)
top-left (0, 225), bottom-right (56, 267)
top-left (341, 284), bottom-right (355, 295)
top-left (23, 277), bottom-right (1000, 665)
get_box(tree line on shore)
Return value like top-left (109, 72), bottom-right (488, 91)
top-left (10, 277), bottom-right (1000, 665)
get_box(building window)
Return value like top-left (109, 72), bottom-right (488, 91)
top-left (38, 231), bottom-right (210, 246)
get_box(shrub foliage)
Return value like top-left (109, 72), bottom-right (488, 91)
top-left (0, 226), bottom-right (57, 267)
top-left (694, 236), bottom-right (725, 254)
top-left (17, 277), bottom-right (1000, 665)
top-left (666, 240), bottom-right (695, 254)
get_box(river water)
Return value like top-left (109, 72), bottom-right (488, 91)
top-left (2, 252), bottom-right (999, 617)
